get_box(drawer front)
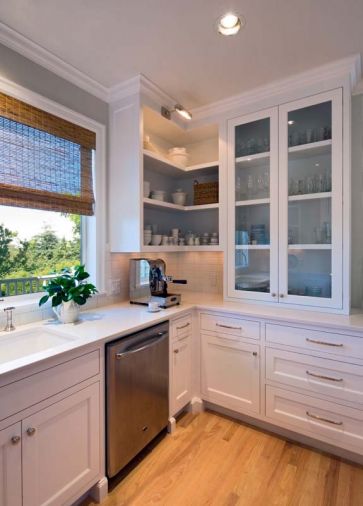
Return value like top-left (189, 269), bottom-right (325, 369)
top-left (0, 350), bottom-right (100, 421)
top-left (266, 386), bottom-right (363, 453)
top-left (200, 313), bottom-right (260, 340)
top-left (266, 323), bottom-right (363, 360)
top-left (171, 314), bottom-right (192, 341)
top-left (266, 347), bottom-right (363, 404)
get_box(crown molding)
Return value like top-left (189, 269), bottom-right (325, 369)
top-left (191, 54), bottom-right (362, 121)
top-left (0, 21), bottom-right (109, 101)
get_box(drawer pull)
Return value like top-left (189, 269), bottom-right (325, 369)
top-left (216, 323), bottom-right (242, 331)
top-left (26, 427), bottom-right (36, 436)
top-left (306, 338), bottom-right (343, 348)
top-left (11, 435), bottom-right (21, 445)
top-left (306, 411), bottom-right (343, 426)
top-left (176, 322), bottom-right (190, 330)
top-left (306, 370), bottom-right (343, 382)
top-left (174, 349), bottom-right (179, 354)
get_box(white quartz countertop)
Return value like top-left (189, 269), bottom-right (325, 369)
top-left (2, 293), bottom-right (363, 378)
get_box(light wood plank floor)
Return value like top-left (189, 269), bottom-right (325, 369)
top-left (82, 410), bottom-right (363, 506)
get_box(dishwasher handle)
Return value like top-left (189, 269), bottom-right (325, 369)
top-left (115, 331), bottom-right (168, 359)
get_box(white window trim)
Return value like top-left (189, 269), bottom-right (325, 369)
top-left (0, 75), bottom-right (107, 305)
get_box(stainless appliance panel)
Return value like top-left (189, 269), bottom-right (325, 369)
top-left (106, 322), bottom-right (169, 477)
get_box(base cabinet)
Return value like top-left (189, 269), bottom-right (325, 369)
top-left (201, 332), bottom-right (260, 415)
top-left (170, 315), bottom-right (193, 416)
top-left (22, 383), bottom-right (100, 506)
top-left (0, 423), bottom-right (22, 506)
top-left (0, 382), bottom-right (100, 506)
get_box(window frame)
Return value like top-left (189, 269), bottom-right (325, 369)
top-left (0, 77), bottom-right (107, 305)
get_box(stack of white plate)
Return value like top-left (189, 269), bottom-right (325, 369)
top-left (151, 190), bottom-right (166, 201)
top-left (144, 229), bottom-right (152, 245)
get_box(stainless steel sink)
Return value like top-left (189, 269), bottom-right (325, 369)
top-left (0, 327), bottom-right (77, 365)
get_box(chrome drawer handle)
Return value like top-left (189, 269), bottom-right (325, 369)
top-left (306, 411), bottom-right (343, 426)
top-left (11, 435), bottom-right (21, 445)
top-left (216, 323), bottom-right (242, 330)
top-left (306, 370), bottom-right (343, 382)
top-left (176, 322), bottom-right (190, 330)
top-left (306, 338), bottom-right (343, 348)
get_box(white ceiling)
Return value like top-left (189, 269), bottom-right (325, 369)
top-left (0, 0), bottom-right (362, 108)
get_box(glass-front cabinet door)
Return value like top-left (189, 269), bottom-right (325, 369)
top-left (278, 89), bottom-right (343, 308)
top-left (228, 108), bottom-right (278, 301)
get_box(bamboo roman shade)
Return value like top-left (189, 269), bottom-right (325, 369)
top-left (0, 92), bottom-right (96, 215)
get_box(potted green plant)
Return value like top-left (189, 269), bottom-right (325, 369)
top-left (39, 265), bottom-right (98, 323)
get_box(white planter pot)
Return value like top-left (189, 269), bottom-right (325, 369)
top-left (53, 300), bottom-right (80, 324)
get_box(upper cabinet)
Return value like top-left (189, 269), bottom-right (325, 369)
top-left (109, 100), bottom-right (221, 253)
top-left (227, 89), bottom-right (344, 311)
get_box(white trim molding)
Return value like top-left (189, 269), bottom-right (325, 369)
top-left (0, 21), bottom-right (109, 101)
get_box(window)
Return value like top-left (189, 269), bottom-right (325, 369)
top-left (0, 90), bottom-right (101, 298)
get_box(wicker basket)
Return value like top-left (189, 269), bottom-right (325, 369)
top-left (193, 181), bottom-right (219, 205)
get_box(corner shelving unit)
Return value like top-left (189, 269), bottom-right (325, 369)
top-left (142, 110), bottom-right (220, 252)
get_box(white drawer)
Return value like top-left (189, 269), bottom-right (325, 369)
top-left (266, 386), bottom-right (363, 453)
top-left (200, 313), bottom-right (260, 340)
top-left (266, 347), bottom-right (363, 405)
top-left (266, 323), bottom-right (363, 360)
top-left (0, 350), bottom-right (100, 421)
top-left (171, 313), bottom-right (192, 341)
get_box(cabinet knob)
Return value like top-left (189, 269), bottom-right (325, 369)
top-left (279, 294), bottom-right (285, 298)
top-left (174, 349), bottom-right (179, 354)
top-left (26, 427), bottom-right (36, 436)
top-left (252, 351), bottom-right (258, 357)
top-left (271, 293), bottom-right (276, 298)
top-left (11, 435), bottom-right (21, 445)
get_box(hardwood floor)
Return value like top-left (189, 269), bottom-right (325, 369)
top-left (82, 410), bottom-right (363, 506)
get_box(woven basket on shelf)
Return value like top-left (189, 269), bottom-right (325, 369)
top-left (193, 181), bottom-right (219, 205)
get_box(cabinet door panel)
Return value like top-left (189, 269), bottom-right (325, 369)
top-left (201, 334), bottom-right (260, 414)
top-left (278, 89), bottom-right (343, 308)
top-left (170, 336), bottom-right (192, 416)
top-left (22, 383), bottom-right (100, 506)
top-left (0, 423), bottom-right (22, 506)
top-left (227, 107), bottom-right (279, 302)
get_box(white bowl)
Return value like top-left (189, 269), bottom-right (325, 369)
top-left (172, 192), bottom-right (187, 205)
top-left (151, 191), bottom-right (166, 202)
top-left (151, 234), bottom-right (162, 246)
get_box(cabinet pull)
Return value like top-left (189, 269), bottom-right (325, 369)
top-left (306, 338), bottom-right (343, 348)
top-left (306, 411), bottom-right (343, 426)
top-left (174, 349), bottom-right (179, 354)
top-left (11, 435), bottom-right (21, 445)
top-left (252, 351), bottom-right (258, 357)
top-left (176, 322), bottom-right (190, 330)
top-left (306, 370), bottom-right (343, 382)
top-left (216, 323), bottom-right (242, 330)
top-left (271, 293), bottom-right (277, 298)
top-left (26, 427), bottom-right (36, 436)
top-left (279, 294), bottom-right (285, 298)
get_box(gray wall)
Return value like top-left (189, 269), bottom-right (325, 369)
top-left (351, 94), bottom-right (363, 308)
top-left (0, 43), bottom-right (108, 124)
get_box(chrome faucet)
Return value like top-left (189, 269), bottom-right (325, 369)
top-left (3, 306), bottom-right (15, 332)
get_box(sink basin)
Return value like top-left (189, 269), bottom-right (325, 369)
top-left (0, 327), bottom-right (77, 365)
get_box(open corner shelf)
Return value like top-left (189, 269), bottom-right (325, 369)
top-left (144, 197), bottom-right (219, 212)
top-left (143, 149), bottom-right (218, 175)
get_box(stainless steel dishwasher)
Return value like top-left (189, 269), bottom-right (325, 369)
top-left (106, 321), bottom-right (169, 478)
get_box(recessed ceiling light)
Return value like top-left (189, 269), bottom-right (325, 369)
top-left (217, 12), bottom-right (244, 36)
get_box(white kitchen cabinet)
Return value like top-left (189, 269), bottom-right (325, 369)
top-left (227, 88), bottom-right (345, 312)
top-left (0, 423), bottom-right (22, 506)
top-left (109, 96), bottom-right (221, 253)
top-left (170, 315), bottom-right (192, 416)
top-left (22, 382), bottom-right (100, 506)
top-left (201, 332), bottom-right (260, 415)
top-left (170, 337), bottom-right (192, 416)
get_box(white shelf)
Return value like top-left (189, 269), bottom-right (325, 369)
top-left (143, 149), bottom-right (218, 176)
top-left (236, 244), bottom-right (270, 250)
top-left (142, 245), bottom-right (223, 252)
top-left (235, 151), bottom-right (270, 168)
top-left (235, 198), bottom-right (270, 207)
top-left (288, 192), bottom-right (332, 202)
top-left (288, 139), bottom-right (332, 159)
top-left (288, 244), bottom-right (332, 250)
top-left (144, 198), bottom-right (219, 212)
